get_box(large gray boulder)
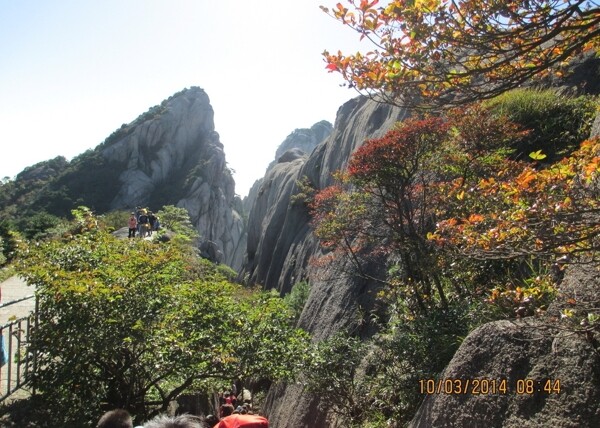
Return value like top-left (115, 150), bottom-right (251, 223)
top-left (409, 264), bottom-right (600, 428)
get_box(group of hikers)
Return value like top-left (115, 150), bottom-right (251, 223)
top-left (96, 384), bottom-right (267, 428)
top-left (217, 387), bottom-right (254, 420)
top-left (96, 399), bottom-right (268, 428)
top-left (128, 207), bottom-right (160, 239)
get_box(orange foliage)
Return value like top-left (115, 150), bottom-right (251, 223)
top-left (321, 0), bottom-right (600, 107)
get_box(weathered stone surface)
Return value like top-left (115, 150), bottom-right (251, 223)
top-left (240, 96), bottom-right (407, 427)
top-left (266, 121), bottom-right (333, 171)
top-left (100, 87), bottom-right (244, 268)
top-left (409, 264), bottom-right (600, 428)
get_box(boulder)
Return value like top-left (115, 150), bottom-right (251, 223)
top-left (409, 264), bottom-right (600, 428)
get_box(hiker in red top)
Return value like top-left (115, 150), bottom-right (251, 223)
top-left (213, 414), bottom-right (269, 428)
top-left (128, 213), bottom-right (138, 238)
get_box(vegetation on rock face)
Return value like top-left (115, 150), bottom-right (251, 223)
top-left (0, 149), bottom-right (125, 234)
top-left (10, 207), bottom-right (308, 427)
top-left (484, 88), bottom-right (598, 161)
top-left (283, 280), bottom-right (311, 322)
top-left (321, 0), bottom-right (600, 108)
top-left (154, 205), bottom-right (200, 244)
top-left (305, 89), bottom-right (599, 426)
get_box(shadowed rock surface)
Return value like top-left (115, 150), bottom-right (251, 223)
top-left (241, 96), bottom-right (408, 427)
top-left (409, 264), bottom-right (600, 428)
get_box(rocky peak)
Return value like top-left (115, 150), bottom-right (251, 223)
top-left (101, 87), bottom-right (244, 268)
top-left (272, 120), bottom-right (333, 165)
top-left (242, 120), bottom-right (332, 221)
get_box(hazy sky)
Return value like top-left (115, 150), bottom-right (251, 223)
top-left (0, 1), bottom-right (368, 197)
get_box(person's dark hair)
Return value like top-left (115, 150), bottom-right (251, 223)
top-left (97, 409), bottom-right (133, 428)
top-left (221, 404), bottom-right (234, 417)
top-left (205, 414), bottom-right (218, 426)
top-left (143, 414), bottom-right (205, 428)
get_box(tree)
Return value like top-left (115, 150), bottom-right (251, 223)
top-left (224, 290), bottom-right (310, 399)
top-left (321, 0), bottom-right (600, 108)
top-left (155, 205), bottom-right (199, 244)
top-left (15, 208), bottom-right (308, 427)
top-left (310, 106), bottom-right (527, 313)
top-left (432, 137), bottom-right (600, 261)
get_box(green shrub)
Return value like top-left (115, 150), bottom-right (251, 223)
top-left (284, 280), bottom-right (311, 321)
top-left (100, 210), bottom-right (131, 232)
top-left (485, 88), bottom-right (598, 161)
top-left (15, 211), bottom-right (63, 240)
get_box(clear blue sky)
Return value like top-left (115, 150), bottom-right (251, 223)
top-left (0, 1), bottom-right (368, 197)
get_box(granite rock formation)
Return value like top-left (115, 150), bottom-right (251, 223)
top-left (241, 96), bottom-right (407, 294)
top-left (241, 96), bottom-right (408, 427)
top-left (242, 121), bottom-right (333, 218)
top-left (409, 264), bottom-right (600, 428)
top-left (101, 87), bottom-right (245, 268)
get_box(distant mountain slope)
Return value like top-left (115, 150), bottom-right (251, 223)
top-left (0, 87), bottom-right (244, 268)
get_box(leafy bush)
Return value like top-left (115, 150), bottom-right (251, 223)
top-left (485, 89), bottom-right (597, 161)
top-left (15, 211), bottom-right (62, 240)
top-left (100, 210), bottom-right (131, 232)
top-left (301, 303), bottom-right (469, 427)
top-left (155, 205), bottom-right (199, 245)
top-left (284, 280), bottom-right (311, 321)
top-left (360, 303), bottom-right (469, 427)
top-left (13, 209), bottom-right (308, 427)
top-left (301, 333), bottom-right (367, 427)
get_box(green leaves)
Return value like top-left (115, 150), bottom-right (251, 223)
top-left (529, 149), bottom-right (547, 160)
top-left (16, 215), bottom-right (309, 425)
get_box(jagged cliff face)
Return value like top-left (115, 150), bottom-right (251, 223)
top-left (241, 96), bottom-right (408, 427)
top-left (242, 96), bottom-right (407, 294)
top-left (101, 87), bottom-right (245, 268)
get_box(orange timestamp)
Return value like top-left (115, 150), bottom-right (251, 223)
top-left (419, 378), bottom-right (561, 395)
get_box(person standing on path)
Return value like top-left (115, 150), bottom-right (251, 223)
top-left (128, 213), bottom-right (138, 239)
top-left (138, 210), bottom-right (150, 238)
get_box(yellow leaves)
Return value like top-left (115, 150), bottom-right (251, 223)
top-left (510, 210), bottom-right (526, 222)
top-left (529, 150), bottom-right (547, 160)
top-left (414, 0), bottom-right (440, 11)
top-left (561, 308), bottom-right (575, 319)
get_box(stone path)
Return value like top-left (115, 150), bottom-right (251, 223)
top-left (0, 276), bottom-right (35, 325)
